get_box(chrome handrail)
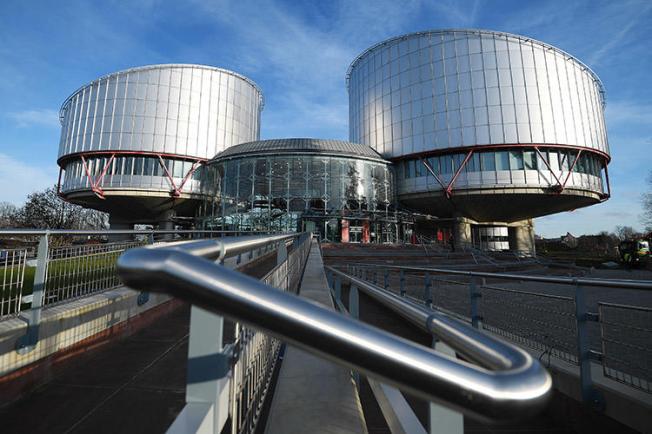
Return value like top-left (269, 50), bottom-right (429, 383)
top-left (349, 262), bottom-right (652, 290)
top-left (117, 235), bottom-right (552, 421)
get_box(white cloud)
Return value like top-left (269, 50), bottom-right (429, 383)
top-left (191, 0), bottom-right (419, 139)
top-left (7, 109), bottom-right (60, 128)
top-left (0, 153), bottom-right (58, 205)
top-left (605, 100), bottom-right (652, 127)
top-left (587, 2), bottom-right (652, 66)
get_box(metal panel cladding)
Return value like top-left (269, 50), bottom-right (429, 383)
top-left (347, 30), bottom-right (609, 159)
top-left (58, 64), bottom-right (263, 160)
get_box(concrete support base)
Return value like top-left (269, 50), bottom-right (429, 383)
top-left (108, 216), bottom-right (133, 241)
top-left (508, 219), bottom-right (536, 256)
top-left (453, 217), bottom-right (472, 251)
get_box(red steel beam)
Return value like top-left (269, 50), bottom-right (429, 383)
top-left (445, 150), bottom-right (474, 198)
top-left (560, 149), bottom-right (583, 192)
top-left (176, 161), bottom-right (201, 196)
top-left (533, 147), bottom-right (563, 187)
top-left (157, 155), bottom-right (179, 195)
top-left (419, 158), bottom-right (447, 192)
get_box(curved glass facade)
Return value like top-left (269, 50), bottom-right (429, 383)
top-left (347, 30), bottom-right (609, 158)
top-left (58, 64), bottom-right (263, 160)
top-left (396, 146), bottom-right (606, 196)
top-left (61, 154), bottom-right (203, 195)
top-left (199, 150), bottom-right (395, 240)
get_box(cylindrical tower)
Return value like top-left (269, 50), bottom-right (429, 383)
top-left (347, 30), bottom-right (611, 225)
top-left (57, 64), bottom-right (263, 227)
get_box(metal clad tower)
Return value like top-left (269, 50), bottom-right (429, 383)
top-left (347, 30), bottom-right (611, 251)
top-left (57, 64), bottom-right (263, 228)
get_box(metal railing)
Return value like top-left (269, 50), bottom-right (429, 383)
top-left (0, 229), bottom-right (275, 320)
top-left (117, 236), bottom-right (552, 423)
top-left (0, 249), bottom-right (27, 317)
top-left (346, 262), bottom-right (652, 399)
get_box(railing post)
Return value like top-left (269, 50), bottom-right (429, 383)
top-left (424, 273), bottom-right (432, 308)
top-left (429, 337), bottom-right (464, 434)
top-left (469, 277), bottom-right (481, 329)
top-left (349, 284), bottom-right (360, 388)
top-left (372, 270), bottom-right (377, 285)
top-left (16, 232), bottom-right (49, 353)
top-left (399, 269), bottom-right (405, 296)
top-left (185, 306), bottom-right (230, 432)
top-left (574, 282), bottom-right (601, 408)
top-left (383, 269), bottom-right (389, 290)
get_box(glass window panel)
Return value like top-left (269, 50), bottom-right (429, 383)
top-left (441, 155), bottom-right (453, 174)
top-left (173, 159), bottom-right (184, 178)
top-left (481, 152), bottom-right (496, 171)
top-left (468, 152), bottom-right (480, 172)
top-left (407, 159), bottom-right (415, 178)
top-left (124, 157), bottom-right (134, 175)
top-left (428, 156), bottom-right (440, 174)
top-left (524, 150), bottom-right (537, 170)
top-left (134, 157), bottom-right (144, 176)
top-left (143, 157), bottom-right (153, 176)
top-left (496, 151), bottom-right (510, 170)
top-left (509, 150), bottom-right (524, 170)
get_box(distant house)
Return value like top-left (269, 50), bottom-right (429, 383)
top-left (561, 232), bottom-right (578, 248)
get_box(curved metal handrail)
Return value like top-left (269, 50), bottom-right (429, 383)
top-left (117, 237), bottom-right (551, 422)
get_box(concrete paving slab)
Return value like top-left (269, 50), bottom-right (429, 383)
top-left (265, 240), bottom-right (368, 434)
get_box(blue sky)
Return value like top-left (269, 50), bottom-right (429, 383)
top-left (0, 0), bottom-right (650, 237)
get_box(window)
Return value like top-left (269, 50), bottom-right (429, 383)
top-left (509, 151), bottom-right (524, 170)
top-left (407, 159), bottom-right (415, 178)
top-left (467, 152), bottom-right (480, 172)
top-left (495, 151), bottom-right (510, 170)
top-left (143, 157), bottom-right (154, 176)
top-left (481, 152), bottom-right (496, 171)
top-left (124, 157), bottom-right (133, 176)
top-left (173, 160), bottom-right (184, 178)
top-left (427, 156), bottom-right (440, 174)
top-left (559, 151), bottom-right (570, 171)
top-left (416, 159), bottom-right (426, 177)
top-left (524, 151), bottom-right (537, 170)
top-left (134, 157), bottom-right (144, 176)
top-left (441, 155), bottom-right (453, 174)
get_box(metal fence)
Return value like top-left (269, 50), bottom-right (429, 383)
top-left (43, 240), bottom-right (145, 306)
top-left (599, 303), bottom-right (652, 393)
top-left (0, 229), bottom-right (274, 320)
top-left (0, 249), bottom-right (27, 318)
top-left (346, 263), bottom-right (652, 399)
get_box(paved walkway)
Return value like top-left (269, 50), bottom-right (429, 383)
top-left (0, 304), bottom-right (190, 434)
top-left (264, 240), bottom-right (368, 434)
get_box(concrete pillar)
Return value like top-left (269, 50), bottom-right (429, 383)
top-left (158, 210), bottom-right (176, 240)
top-left (509, 219), bottom-right (536, 256)
top-left (108, 215), bottom-right (133, 241)
top-left (453, 217), bottom-right (472, 250)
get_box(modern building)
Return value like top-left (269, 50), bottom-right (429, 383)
top-left (57, 64), bottom-right (263, 229)
top-left (347, 29), bottom-right (611, 252)
top-left (55, 30), bottom-right (612, 252)
top-left (198, 138), bottom-right (400, 242)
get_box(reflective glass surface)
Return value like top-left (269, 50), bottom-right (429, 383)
top-left (198, 154), bottom-right (394, 232)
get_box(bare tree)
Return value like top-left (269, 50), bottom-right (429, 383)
top-left (643, 170), bottom-right (652, 232)
top-left (615, 225), bottom-right (641, 241)
top-left (11, 186), bottom-right (108, 229)
top-left (0, 202), bottom-right (19, 228)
